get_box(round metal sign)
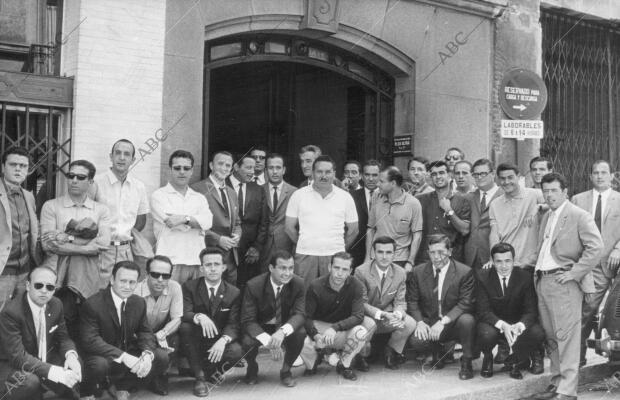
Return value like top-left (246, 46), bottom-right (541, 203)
top-left (499, 68), bottom-right (548, 120)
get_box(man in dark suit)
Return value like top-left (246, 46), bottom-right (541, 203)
top-left (476, 243), bottom-right (545, 380)
top-left (226, 155), bottom-right (267, 286)
top-left (191, 151), bottom-right (242, 285)
top-left (241, 250), bottom-right (306, 387)
top-left (260, 154), bottom-right (296, 273)
top-left (464, 159), bottom-right (502, 270)
top-left (350, 160), bottom-right (381, 269)
top-left (80, 261), bottom-right (169, 400)
top-left (406, 234), bottom-right (476, 380)
top-left (0, 266), bottom-right (81, 400)
top-left (180, 248), bottom-right (242, 397)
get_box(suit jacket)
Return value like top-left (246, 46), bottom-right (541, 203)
top-left (350, 188), bottom-right (371, 267)
top-left (406, 259), bottom-right (474, 325)
top-left (475, 267), bottom-right (537, 328)
top-left (260, 181), bottom-right (296, 266)
top-left (0, 180), bottom-right (41, 274)
top-left (0, 294), bottom-right (75, 378)
top-left (464, 187), bottom-right (503, 267)
top-left (240, 272), bottom-right (305, 337)
top-left (537, 201), bottom-right (603, 293)
top-left (191, 178), bottom-right (242, 261)
top-left (572, 190), bottom-right (620, 276)
top-left (80, 288), bottom-right (156, 359)
top-left (355, 261), bottom-right (407, 317)
top-left (225, 178), bottom-right (267, 255)
top-left (182, 278), bottom-right (240, 340)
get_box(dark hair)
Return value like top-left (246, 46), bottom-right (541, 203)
top-left (541, 172), bottom-right (568, 190)
top-left (312, 154), bottom-right (335, 172)
top-left (199, 247), bottom-right (225, 263)
top-left (427, 160), bottom-right (448, 172)
top-left (2, 147), bottom-right (30, 165)
top-left (146, 255), bottom-right (174, 273)
top-left (270, 249), bottom-right (293, 266)
top-left (372, 236), bottom-right (396, 250)
top-left (27, 266), bottom-right (57, 281)
top-left (69, 160), bottom-right (96, 179)
top-left (363, 159), bottom-right (382, 171)
top-left (250, 147), bottom-right (267, 155)
top-left (330, 251), bottom-right (353, 266)
top-left (235, 154), bottom-right (255, 167)
top-left (112, 261), bottom-right (140, 278)
top-left (496, 163), bottom-right (520, 176)
top-left (529, 156), bottom-right (552, 170)
top-left (490, 242), bottom-right (515, 259)
top-left (472, 158), bottom-right (494, 171)
top-left (446, 147), bottom-right (465, 159)
top-left (383, 166), bottom-right (403, 186)
top-left (343, 160), bottom-right (361, 172)
top-left (408, 156), bottom-right (429, 170)
top-left (591, 159), bottom-right (611, 173)
top-left (299, 145), bottom-right (321, 156)
top-left (427, 234), bottom-right (452, 249)
top-left (111, 139), bottom-right (136, 157)
top-left (266, 153), bottom-right (286, 167)
top-left (454, 160), bottom-right (472, 171)
top-left (169, 150), bottom-right (194, 167)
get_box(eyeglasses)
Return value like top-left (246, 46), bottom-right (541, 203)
top-left (172, 166), bottom-right (192, 171)
top-left (251, 155), bottom-right (266, 160)
top-left (33, 283), bottom-right (56, 291)
top-left (472, 171), bottom-right (490, 179)
top-left (445, 155), bottom-right (461, 161)
top-left (149, 272), bottom-right (172, 280)
top-left (67, 173), bottom-right (88, 181)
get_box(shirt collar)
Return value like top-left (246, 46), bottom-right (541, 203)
top-left (110, 287), bottom-right (126, 309)
top-left (593, 187), bottom-right (612, 197)
top-left (497, 270), bottom-right (512, 281)
top-left (229, 175), bottom-right (242, 188)
top-left (551, 200), bottom-right (568, 218)
top-left (62, 195), bottom-right (95, 209)
top-left (270, 182), bottom-right (283, 190)
top-left (106, 169), bottom-right (134, 186)
top-left (208, 175), bottom-right (226, 189)
top-left (26, 295), bottom-right (45, 317)
top-left (481, 184), bottom-right (499, 198)
top-left (163, 182), bottom-right (196, 197)
top-left (269, 277), bottom-right (283, 294)
top-left (433, 259), bottom-right (450, 273)
top-left (204, 278), bottom-right (221, 294)
top-left (381, 189), bottom-right (407, 204)
top-left (374, 263), bottom-right (389, 277)
top-left (136, 279), bottom-right (169, 298)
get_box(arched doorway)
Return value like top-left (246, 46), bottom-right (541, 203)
top-left (204, 34), bottom-right (395, 185)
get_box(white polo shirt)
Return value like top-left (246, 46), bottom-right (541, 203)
top-left (286, 185), bottom-right (357, 255)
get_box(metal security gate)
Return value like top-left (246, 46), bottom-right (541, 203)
top-left (540, 10), bottom-right (620, 194)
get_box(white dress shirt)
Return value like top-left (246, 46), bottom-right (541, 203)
top-left (480, 184), bottom-right (500, 207)
top-left (228, 175), bottom-right (246, 215)
top-left (254, 173), bottom-right (266, 186)
top-left (255, 278), bottom-right (294, 346)
top-left (434, 261), bottom-right (449, 320)
top-left (536, 200), bottom-right (568, 271)
top-left (365, 187), bottom-right (376, 211)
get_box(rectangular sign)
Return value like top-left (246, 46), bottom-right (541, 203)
top-left (501, 119), bottom-right (544, 140)
top-left (393, 135), bottom-right (412, 156)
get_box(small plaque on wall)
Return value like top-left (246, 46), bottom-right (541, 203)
top-left (393, 135), bottom-right (412, 156)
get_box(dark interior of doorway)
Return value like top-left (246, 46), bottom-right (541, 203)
top-left (208, 61), bottom-right (378, 186)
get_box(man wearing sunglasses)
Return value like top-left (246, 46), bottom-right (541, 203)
top-left (0, 266), bottom-right (81, 400)
top-left (444, 147), bottom-right (465, 194)
top-left (0, 147), bottom-right (42, 311)
top-left (250, 148), bottom-right (267, 185)
top-left (133, 255), bottom-right (182, 395)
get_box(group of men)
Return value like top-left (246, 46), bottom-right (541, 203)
top-left (0, 141), bottom-right (616, 400)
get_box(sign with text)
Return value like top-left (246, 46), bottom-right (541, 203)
top-left (393, 135), bottom-right (412, 156)
top-left (501, 119), bottom-right (543, 140)
top-left (499, 68), bottom-right (548, 120)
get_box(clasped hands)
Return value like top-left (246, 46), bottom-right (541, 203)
top-left (414, 320), bottom-right (444, 341)
top-left (121, 352), bottom-right (152, 378)
top-left (501, 322), bottom-right (525, 347)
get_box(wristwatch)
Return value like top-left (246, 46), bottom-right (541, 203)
top-left (185, 216), bottom-right (191, 224)
top-left (446, 210), bottom-right (455, 217)
top-left (67, 235), bottom-right (75, 243)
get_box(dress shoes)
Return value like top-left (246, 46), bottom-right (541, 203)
top-left (244, 360), bottom-right (259, 385)
top-left (384, 347), bottom-right (400, 370)
top-left (280, 371), bottom-right (297, 387)
top-left (532, 384), bottom-right (558, 400)
top-left (354, 354), bottom-right (370, 371)
top-left (509, 365), bottom-right (523, 380)
top-left (494, 342), bottom-right (510, 364)
top-left (458, 357), bottom-right (474, 380)
top-left (480, 353), bottom-right (493, 378)
top-left (394, 352), bottom-right (407, 365)
top-left (529, 351), bottom-right (544, 375)
top-left (148, 374), bottom-right (169, 395)
top-left (193, 378), bottom-right (209, 397)
top-left (431, 348), bottom-right (446, 370)
top-left (336, 362), bottom-right (357, 381)
top-left (303, 351), bottom-right (324, 376)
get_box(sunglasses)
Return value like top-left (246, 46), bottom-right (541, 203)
top-left (33, 283), bottom-right (56, 291)
top-left (445, 155), bottom-right (461, 161)
top-left (172, 166), bottom-right (192, 171)
top-left (251, 155), bottom-right (266, 160)
top-left (149, 272), bottom-right (172, 280)
top-left (67, 173), bottom-right (88, 181)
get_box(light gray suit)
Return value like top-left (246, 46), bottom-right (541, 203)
top-left (259, 181), bottom-right (296, 271)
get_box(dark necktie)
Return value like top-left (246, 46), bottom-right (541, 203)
top-left (219, 188), bottom-right (229, 217)
top-left (275, 286), bottom-right (282, 328)
top-left (252, 176), bottom-right (258, 183)
top-left (209, 287), bottom-right (216, 314)
top-left (380, 272), bottom-right (386, 292)
top-left (594, 193), bottom-right (602, 232)
top-left (237, 184), bottom-right (244, 218)
top-left (480, 191), bottom-right (487, 210)
top-left (368, 189), bottom-right (375, 211)
top-left (433, 269), bottom-right (439, 295)
top-left (120, 301), bottom-right (127, 350)
top-left (502, 277), bottom-right (507, 295)
top-left (272, 185), bottom-right (278, 214)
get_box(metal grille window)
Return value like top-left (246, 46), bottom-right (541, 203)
top-left (541, 10), bottom-right (620, 194)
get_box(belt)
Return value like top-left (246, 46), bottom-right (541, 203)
top-left (110, 240), bottom-right (131, 246)
top-left (536, 268), bottom-right (566, 277)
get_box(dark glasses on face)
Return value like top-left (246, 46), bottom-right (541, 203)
top-left (172, 166), bottom-right (192, 171)
top-left (149, 272), bottom-right (171, 280)
top-left (445, 155), bottom-right (461, 161)
top-left (252, 155), bottom-right (266, 160)
top-left (33, 283), bottom-right (56, 291)
top-left (67, 173), bottom-right (88, 181)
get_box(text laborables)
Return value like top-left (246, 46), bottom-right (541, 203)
top-left (501, 121), bottom-right (543, 129)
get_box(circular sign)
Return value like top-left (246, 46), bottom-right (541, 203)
top-left (499, 68), bottom-right (548, 120)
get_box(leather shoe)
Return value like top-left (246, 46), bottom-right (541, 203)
top-left (494, 342), bottom-right (510, 364)
top-left (394, 352), bottom-right (407, 365)
top-left (529, 351), bottom-right (544, 375)
top-left (509, 365), bottom-right (523, 380)
top-left (431, 348), bottom-right (446, 370)
top-left (354, 354), bottom-right (370, 372)
top-left (532, 384), bottom-right (557, 400)
top-left (280, 371), bottom-right (297, 387)
top-left (480, 353), bottom-right (493, 378)
top-left (336, 362), bottom-right (357, 381)
top-left (458, 357), bottom-right (473, 380)
top-left (148, 374), bottom-right (169, 395)
top-left (303, 352), bottom-right (324, 376)
top-left (244, 360), bottom-right (258, 385)
top-left (193, 378), bottom-right (209, 397)
top-left (384, 347), bottom-right (400, 370)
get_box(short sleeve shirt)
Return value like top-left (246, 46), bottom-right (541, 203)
top-left (134, 279), bottom-right (183, 332)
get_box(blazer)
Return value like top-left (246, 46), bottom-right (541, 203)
top-left (475, 267), bottom-right (537, 328)
top-left (537, 201), bottom-right (603, 293)
top-left (260, 181), bottom-right (296, 265)
top-left (464, 187), bottom-right (503, 267)
top-left (0, 181), bottom-right (41, 274)
top-left (406, 259), bottom-right (474, 325)
top-left (240, 272), bottom-right (305, 337)
top-left (80, 288), bottom-right (156, 359)
top-left (354, 261), bottom-right (407, 317)
top-left (572, 189), bottom-right (620, 276)
top-left (225, 178), bottom-right (267, 254)
top-left (182, 278), bottom-right (240, 341)
top-left (350, 188), bottom-right (371, 267)
top-left (0, 294), bottom-right (75, 378)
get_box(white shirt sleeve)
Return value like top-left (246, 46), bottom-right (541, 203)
top-left (344, 193), bottom-right (358, 223)
top-left (256, 332), bottom-right (271, 346)
top-left (193, 195), bottom-right (213, 231)
top-left (137, 182), bottom-right (150, 214)
top-left (285, 190), bottom-right (301, 218)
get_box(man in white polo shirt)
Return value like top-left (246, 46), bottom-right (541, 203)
top-left (285, 155), bottom-right (358, 285)
top-left (91, 139), bottom-right (150, 281)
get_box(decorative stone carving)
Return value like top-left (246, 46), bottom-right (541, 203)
top-left (301, 0), bottom-right (340, 34)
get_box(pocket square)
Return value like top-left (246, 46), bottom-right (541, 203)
top-left (220, 308), bottom-right (231, 312)
top-left (387, 291), bottom-right (396, 295)
top-left (49, 325), bottom-right (58, 333)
